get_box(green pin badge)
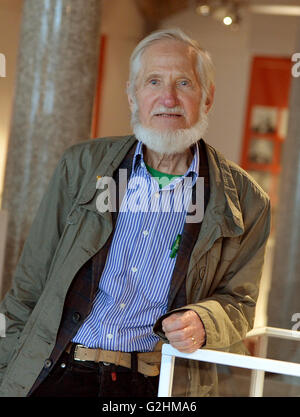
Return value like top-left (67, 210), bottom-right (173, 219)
top-left (170, 234), bottom-right (182, 258)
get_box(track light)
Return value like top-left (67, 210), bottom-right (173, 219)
top-left (222, 8), bottom-right (240, 27)
top-left (196, 2), bottom-right (211, 17)
top-left (195, 0), bottom-right (242, 29)
top-left (223, 15), bottom-right (233, 25)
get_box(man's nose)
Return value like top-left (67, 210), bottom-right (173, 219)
top-left (159, 85), bottom-right (178, 108)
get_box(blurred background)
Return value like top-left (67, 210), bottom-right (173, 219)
top-left (0, 0), bottom-right (299, 396)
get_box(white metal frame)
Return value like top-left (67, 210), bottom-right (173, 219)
top-left (158, 326), bottom-right (300, 397)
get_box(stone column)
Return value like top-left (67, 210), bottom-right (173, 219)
top-left (1, 0), bottom-right (102, 298)
top-left (266, 28), bottom-right (300, 374)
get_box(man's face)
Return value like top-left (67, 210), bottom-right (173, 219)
top-left (129, 40), bottom-right (203, 131)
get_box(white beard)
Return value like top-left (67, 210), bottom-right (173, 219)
top-left (131, 102), bottom-right (208, 155)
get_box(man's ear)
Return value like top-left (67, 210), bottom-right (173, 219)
top-left (127, 81), bottom-right (135, 112)
top-left (204, 84), bottom-right (215, 114)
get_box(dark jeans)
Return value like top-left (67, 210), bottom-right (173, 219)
top-left (31, 345), bottom-right (160, 397)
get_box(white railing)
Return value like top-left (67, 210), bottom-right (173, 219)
top-left (158, 326), bottom-right (300, 397)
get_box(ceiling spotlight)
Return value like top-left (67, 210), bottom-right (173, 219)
top-left (196, 2), bottom-right (211, 17)
top-left (196, 0), bottom-right (242, 29)
top-left (221, 2), bottom-right (240, 28)
top-left (223, 15), bottom-right (233, 25)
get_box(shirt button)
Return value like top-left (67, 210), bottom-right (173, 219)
top-left (120, 303), bottom-right (126, 309)
top-left (142, 230), bottom-right (149, 236)
top-left (44, 359), bottom-right (52, 369)
top-left (131, 266), bottom-right (138, 273)
top-left (107, 334), bottom-right (113, 340)
top-left (154, 192), bottom-right (160, 198)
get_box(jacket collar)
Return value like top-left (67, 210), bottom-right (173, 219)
top-left (203, 141), bottom-right (244, 238)
top-left (77, 135), bottom-right (137, 207)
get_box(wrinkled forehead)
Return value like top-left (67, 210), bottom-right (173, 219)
top-left (139, 39), bottom-right (199, 74)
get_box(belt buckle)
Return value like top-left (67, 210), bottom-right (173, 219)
top-left (74, 344), bottom-right (86, 361)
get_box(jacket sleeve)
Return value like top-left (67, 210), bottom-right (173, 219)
top-left (0, 154), bottom-right (73, 383)
top-left (154, 181), bottom-right (271, 352)
top-left (191, 198), bottom-right (271, 351)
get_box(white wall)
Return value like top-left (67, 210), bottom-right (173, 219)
top-left (97, 0), bottom-right (146, 138)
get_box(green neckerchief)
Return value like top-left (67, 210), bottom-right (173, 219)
top-left (145, 163), bottom-right (181, 189)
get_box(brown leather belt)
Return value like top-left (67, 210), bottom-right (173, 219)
top-left (66, 343), bottom-right (162, 377)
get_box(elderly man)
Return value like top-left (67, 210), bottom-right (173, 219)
top-left (0, 29), bottom-right (270, 397)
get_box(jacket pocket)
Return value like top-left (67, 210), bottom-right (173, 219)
top-left (66, 185), bottom-right (106, 224)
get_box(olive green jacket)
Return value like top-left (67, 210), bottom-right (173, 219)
top-left (0, 135), bottom-right (271, 397)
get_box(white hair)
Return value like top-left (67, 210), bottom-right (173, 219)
top-left (127, 28), bottom-right (215, 100)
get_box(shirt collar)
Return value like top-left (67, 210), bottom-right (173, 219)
top-left (132, 140), bottom-right (200, 185)
top-left (132, 140), bottom-right (144, 173)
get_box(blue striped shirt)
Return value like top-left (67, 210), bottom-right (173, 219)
top-left (72, 141), bottom-right (199, 352)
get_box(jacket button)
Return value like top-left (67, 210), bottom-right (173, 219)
top-left (44, 359), bottom-right (52, 369)
top-left (72, 312), bottom-right (81, 323)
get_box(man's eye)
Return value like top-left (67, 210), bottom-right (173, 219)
top-left (179, 80), bottom-right (190, 86)
top-left (149, 79), bottom-right (159, 85)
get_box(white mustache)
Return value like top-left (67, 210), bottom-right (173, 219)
top-left (151, 106), bottom-right (185, 116)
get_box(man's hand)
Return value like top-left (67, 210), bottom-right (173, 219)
top-left (161, 310), bottom-right (206, 353)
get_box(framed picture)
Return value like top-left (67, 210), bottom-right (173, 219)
top-left (248, 137), bottom-right (274, 165)
top-left (240, 56), bottom-right (292, 214)
top-left (250, 106), bottom-right (277, 134)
